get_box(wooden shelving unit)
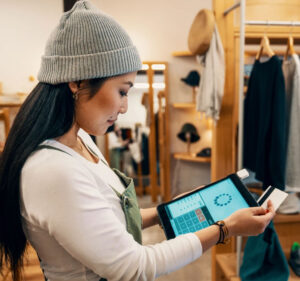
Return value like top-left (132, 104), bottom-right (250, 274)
top-left (171, 50), bottom-right (193, 57)
top-left (173, 152), bottom-right (211, 163)
top-left (212, 1), bottom-right (300, 280)
top-left (172, 103), bottom-right (196, 109)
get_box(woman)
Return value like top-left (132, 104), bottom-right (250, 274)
top-left (0, 1), bottom-right (274, 281)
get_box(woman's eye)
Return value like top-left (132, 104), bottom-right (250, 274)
top-left (120, 91), bottom-right (128, 97)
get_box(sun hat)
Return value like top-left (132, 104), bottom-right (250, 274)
top-left (38, 0), bottom-right (142, 84)
top-left (188, 9), bottom-right (215, 55)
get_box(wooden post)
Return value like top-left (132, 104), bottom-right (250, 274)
top-left (146, 64), bottom-right (158, 202)
top-left (157, 91), bottom-right (165, 200)
top-left (212, 1), bottom-right (236, 280)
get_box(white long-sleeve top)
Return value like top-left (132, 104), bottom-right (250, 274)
top-left (20, 129), bottom-right (202, 281)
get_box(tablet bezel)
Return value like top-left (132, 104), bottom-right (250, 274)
top-left (157, 173), bottom-right (258, 239)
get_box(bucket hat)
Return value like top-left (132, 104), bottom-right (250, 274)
top-left (181, 70), bottom-right (200, 87)
top-left (177, 123), bottom-right (200, 143)
top-left (196, 147), bottom-right (211, 157)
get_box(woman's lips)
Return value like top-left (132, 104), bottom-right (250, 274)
top-left (107, 119), bottom-right (116, 125)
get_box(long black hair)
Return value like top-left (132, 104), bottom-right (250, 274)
top-left (0, 78), bottom-right (107, 280)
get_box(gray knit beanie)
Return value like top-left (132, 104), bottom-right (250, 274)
top-left (38, 0), bottom-right (142, 84)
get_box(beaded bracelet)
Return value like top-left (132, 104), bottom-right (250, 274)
top-left (213, 220), bottom-right (229, 244)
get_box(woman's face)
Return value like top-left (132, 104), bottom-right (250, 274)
top-left (74, 72), bottom-right (137, 136)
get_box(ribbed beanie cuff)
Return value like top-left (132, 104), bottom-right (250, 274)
top-left (38, 0), bottom-right (142, 84)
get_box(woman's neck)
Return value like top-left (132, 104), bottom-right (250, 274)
top-left (56, 125), bottom-right (99, 163)
top-left (56, 124), bottom-right (79, 148)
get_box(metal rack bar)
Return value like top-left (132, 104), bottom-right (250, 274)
top-left (245, 20), bottom-right (300, 26)
top-left (223, 2), bottom-right (241, 16)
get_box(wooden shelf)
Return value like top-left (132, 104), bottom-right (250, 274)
top-left (172, 103), bottom-right (196, 109)
top-left (274, 213), bottom-right (300, 224)
top-left (171, 50), bottom-right (193, 57)
top-left (173, 152), bottom-right (211, 163)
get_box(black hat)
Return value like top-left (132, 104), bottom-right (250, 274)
top-left (177, 123), bottom-right (200, 143)
top-left (196, 147), bottom-right (211, 157)
top-left (181, 70), bottom-right (200, 87)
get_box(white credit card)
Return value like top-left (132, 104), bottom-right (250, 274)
top-left (257, 186), bottom-right (288, 211)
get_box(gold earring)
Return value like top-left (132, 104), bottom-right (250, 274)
top-left (73, 92), bottom-right (78, 100)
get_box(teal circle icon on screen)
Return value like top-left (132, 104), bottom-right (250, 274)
top-left (214, 193), bottom-right (232, 207)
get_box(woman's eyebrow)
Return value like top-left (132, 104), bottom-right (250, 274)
top-left (123, 81), bottom-right (133, 87)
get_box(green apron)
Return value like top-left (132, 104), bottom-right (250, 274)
top-left (110, 168), bottom-right (142, 244)
top-left (36, 145), bottom-right (142, 281)
top-left (99, 168), bottom-right (142, 281)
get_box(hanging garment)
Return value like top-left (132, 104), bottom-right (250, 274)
top-left (243, 56), bottom-right (286, 190)
top-left (282, 54), bottom-right (300, 192)
top-left (240, 221), bottom-right (289, 281)
top-left (196, 25), bottom-right (225, 121)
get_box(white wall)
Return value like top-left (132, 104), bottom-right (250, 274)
top-left (0, 0), bottom-right (62, 94)
top-left (1, 0), bottom-right (212, 194)
top-left (92, 0), bottom-right (213, 192)
top-left (91, 0), bottom-right (212, 61)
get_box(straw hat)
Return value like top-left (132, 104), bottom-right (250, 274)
top-left (188, 9), bottom-right (215, 55)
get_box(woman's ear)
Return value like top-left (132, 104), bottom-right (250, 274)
top-left (68, 82), bottom-right (79, 94)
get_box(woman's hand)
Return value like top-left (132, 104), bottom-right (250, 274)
top-left (224, 200), bottom-right (275, 237)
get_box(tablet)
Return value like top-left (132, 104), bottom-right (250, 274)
top-left (157, 173), bottom-right (258, 239)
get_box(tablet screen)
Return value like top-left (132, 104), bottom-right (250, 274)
top-left (165, 177), bottom-right (249, 236)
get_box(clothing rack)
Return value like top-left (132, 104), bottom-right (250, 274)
top-left (224, 0), bottom-right (300, 276)
top-left (244, 20), bottom-right (300, 26)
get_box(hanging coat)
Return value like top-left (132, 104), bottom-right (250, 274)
top-left (243, 56), bottom-right (286, 190)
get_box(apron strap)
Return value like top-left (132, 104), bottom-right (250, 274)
top-left (36, 144), bottom-right (72, 156)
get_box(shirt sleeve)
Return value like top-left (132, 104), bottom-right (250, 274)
top-left (21, 154), bottom-right (202, 281)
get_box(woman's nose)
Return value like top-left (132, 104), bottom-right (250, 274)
top-left (119, 98), bottom-right (128, 114)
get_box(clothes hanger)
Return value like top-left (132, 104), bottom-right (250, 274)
top-left (256, 35), bottom-right (275, 60)
top-left (284, 36), bottom-right (296, 61)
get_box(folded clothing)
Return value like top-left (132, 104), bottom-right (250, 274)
top-left (277, 192), bottom-right (300, 214)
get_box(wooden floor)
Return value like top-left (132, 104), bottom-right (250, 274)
top-left (0, 245), bottom-right (44, 281)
